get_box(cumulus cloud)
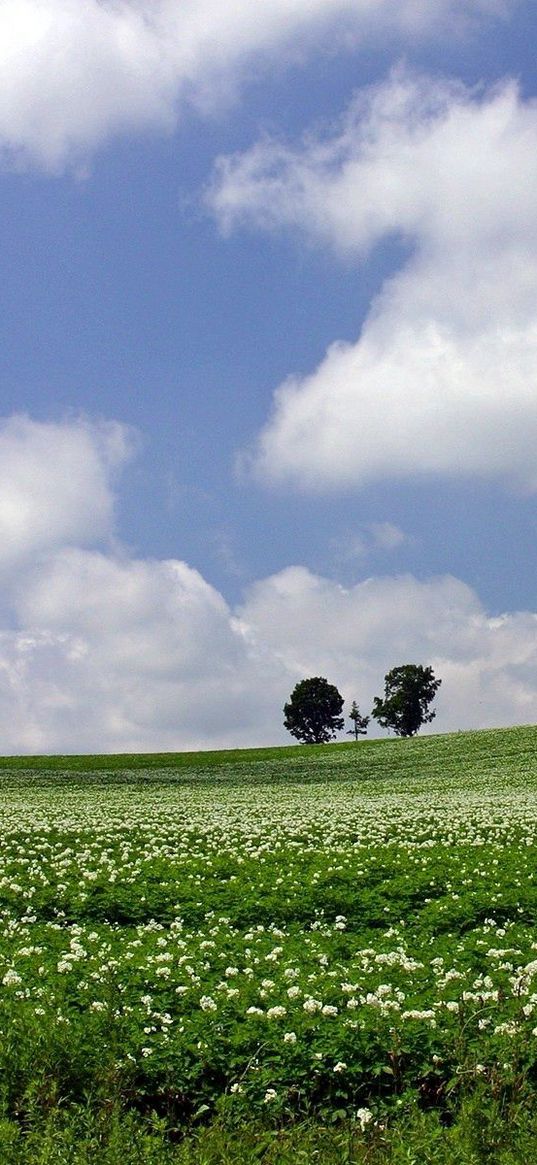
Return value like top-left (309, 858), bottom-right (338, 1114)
top-left (2, 548), bottom-right (290, 753)
top-left (0, 0), bottom-right (513, 169)
top-left (0, 414), bottom-right (293, 751)
top-left (1, 414), bottom-right (537, 753)
top-left (209, 69), bottom-right (537, 491)
top-left (237, 567), bottom-right (537, 735)
top-left (4, 554), bottom-right (537, 752)
top-left (0, 415), bottom-right (134, 571)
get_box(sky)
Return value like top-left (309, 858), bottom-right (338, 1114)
top-left (2, 0), bottom-right (537, 752)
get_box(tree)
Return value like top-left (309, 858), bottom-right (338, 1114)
top-left (283, 677), bottom-right (344, 744)
top-left (371, 664), bottom-right (441, 738)
top-left (347, 700), bottom-right (369, 740)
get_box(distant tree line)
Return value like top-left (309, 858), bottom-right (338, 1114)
top-left (283, 665), bottom-right (441, 744)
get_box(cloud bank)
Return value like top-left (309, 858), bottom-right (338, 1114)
top-left (2, 415), bottom-right (537, 753)
top-left (209, 70), bottom-right (537, 491)
top-left (0, 1), bottom-right (513, 169)
top-left (0, 415), bottom-right (134, 571)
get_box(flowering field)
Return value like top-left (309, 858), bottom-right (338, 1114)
top-left (2, 727), bottom-right (537, 1154)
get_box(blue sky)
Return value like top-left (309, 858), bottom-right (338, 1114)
top-left (2, 0), bottom-right (537, 752)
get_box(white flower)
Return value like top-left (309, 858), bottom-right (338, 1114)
top-left (357, 1107), bottom-right (373, 1130)
top-left (494, 1022), bottom-right (518, 1036)
top-left (402, 1009), bottom-right (436, 1021)
top-left (267, 1005), bottom-right (287, 1019)
top-left (2, 970), bottom-right (22, 987)
top-left (283, 1031), bottom-right (297, 1043)
top-left (265, 947), bottom-right (283, 963)
top-left (200, 995), bottom-right (217, 1012)
top-left (333, 1061), bottom-right (347, 1073)
top-left (264, 1088), bottom-right (278, 1103)
top-left (230, 1083), bottom-right (243, 1094)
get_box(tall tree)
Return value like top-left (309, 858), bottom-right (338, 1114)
top-left (372, 664), bottom-right (441, 738)
top-left (284, 677), bottom-right (344, 744)
top-left (347, 700), bottom-right (369, 740)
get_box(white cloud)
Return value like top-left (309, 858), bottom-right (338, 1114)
top-left (0, 1), bottom-right (514, 169)
top-left (3, 548), bottom-right (289, 753)
top-left (237, 567), bottom-right (537, 735)
top-left (0, 415), bottom-right (134, 571)
top-left (5, 551), bottom-right (537, 752)
top-left (1, 414), bottom-right (537, 753)
top-left (209, 70), bottom-right (537, 491)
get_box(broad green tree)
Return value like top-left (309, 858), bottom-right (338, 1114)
top-left (284, 677), bottom-right (344, 744)
top-left (372, 664), bottom-right (441, 737)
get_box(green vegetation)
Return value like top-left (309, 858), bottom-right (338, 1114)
top-left (283, 676), bottom-right (345, 743)
top-left (1, 725), bottom-right (537, 1161)
top-left (372, 664), bottom-right (442, 737)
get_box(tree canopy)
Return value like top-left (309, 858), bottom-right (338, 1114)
top-left (371, 664), bottom-right (441, 737)
top-left (283, 677), bottom-right (344, 744)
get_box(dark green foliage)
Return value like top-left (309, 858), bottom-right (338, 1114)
top-left (372, 664), bottom-right (441, 737)
top-left (283, 677), bottom-right (345, 744)
top-left (347, 700), bottom-right (369, 740)
top-left (4, 1100), bottom-right (537, 1164)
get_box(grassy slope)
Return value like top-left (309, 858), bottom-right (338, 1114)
top-left (0, 721), bottom-right (535, 781)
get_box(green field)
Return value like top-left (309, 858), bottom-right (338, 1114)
top-left (2, 726), bottom-right (537, 1162)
